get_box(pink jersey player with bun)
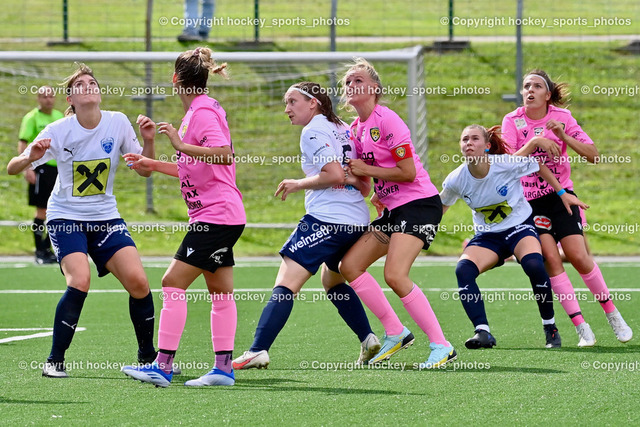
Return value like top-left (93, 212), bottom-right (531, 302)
top-left (338, 58), bottom-right (456, 369)
top-left (502, 69), bottom-right (632, 347)
top-left (122, 47), bottom-right (245, 387)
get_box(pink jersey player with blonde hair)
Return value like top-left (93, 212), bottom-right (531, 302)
top-left (338, 58), bottom-right (456, 369)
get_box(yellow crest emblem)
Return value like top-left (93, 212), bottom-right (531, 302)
top-left (370, 127), bottom-right (380, 142)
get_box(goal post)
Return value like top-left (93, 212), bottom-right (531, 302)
top-left (0, 46), bottom-right (428, 227)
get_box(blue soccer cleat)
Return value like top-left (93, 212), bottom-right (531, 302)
top-left (369, 326), bottom-right (415, 364)
top-left (419, 343), bottom-right (457, 369)
top-left (121, 362), bottom-right (172, 388)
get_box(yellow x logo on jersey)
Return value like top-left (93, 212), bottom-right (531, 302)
top-left (73, 159), bottom-right (110, 197)
top-left (477, 201), bottom-right (512, 224)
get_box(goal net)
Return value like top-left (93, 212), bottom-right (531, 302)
top-left (0, 47), bottom-right (427, 225)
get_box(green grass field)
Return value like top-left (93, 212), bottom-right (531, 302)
top-left (1, 259), bottom-right (639, 424)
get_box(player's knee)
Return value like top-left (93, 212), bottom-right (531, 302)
top-left (456, 259), bottom-right (479, 283)
top-left (160, 272), bottom-right (175, 289)
top-left (338, 259), bottom-right (361, 282)
top-left (544, 255), bottom-right (564, 276)
top-left (126, 272), bottom-right (150, 297)
top-left (66, 274), bottom-right (91, 292)
top-left (567, 253), bottom-right (593, 275)
top-left (520, 253), bottom-right (545, 277)
top-left (383, 269), bottom-right (407, 291)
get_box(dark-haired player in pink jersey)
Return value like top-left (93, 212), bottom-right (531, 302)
top-left (502, 69), bottom-right (632, 347)
top-left (121, 47), bottom-right (245, 387)
top-left (339, 58), bottom-right (456, 369)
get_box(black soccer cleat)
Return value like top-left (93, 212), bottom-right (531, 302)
top-left (35, 250), bottom-right (57, 265)
top-left (465, 329), bottom-right (497, 349)
top-left (544, 324), bottom-right (562, 348)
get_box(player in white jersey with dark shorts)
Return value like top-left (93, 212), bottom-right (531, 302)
top-left (232, 82), bottom-right (381, 370)
top-left (7, 64), bottom-right (157, 378)
top-left (441, 125), bottom-right (587, 348)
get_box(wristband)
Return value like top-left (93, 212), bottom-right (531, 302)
top-left (557, 189), bottom-right (566, 196)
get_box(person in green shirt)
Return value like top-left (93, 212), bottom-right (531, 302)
top-left (18, 86), bottom-right (64, 264)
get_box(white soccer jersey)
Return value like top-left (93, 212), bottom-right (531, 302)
top-left (23, 111), bottom-right (144, 221)
top-left (300, 114), bottom-right (369, 225)
top-left (440, 154), bottom-right (540, 233)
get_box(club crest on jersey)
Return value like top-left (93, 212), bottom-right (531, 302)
top-left (101, 137), bottom-right (114, 154)
top-left (515, 118), bottom-right (527, 129)
top-left (181, 124), bottom-right (188, 138)
top-left (534, 127), bottom-right (544, 136)
top-left (395, 146), bottom-right (406, 159)
top-left (370, 127), bottom-right (380, 142)
top-left (496, 184), bottom-right (508, 197)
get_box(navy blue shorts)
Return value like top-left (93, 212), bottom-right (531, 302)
top-left (280, 214), bottom-right (366, 275)
top-left (466, 217), bottom-right (540, 267)
top-left (47, 218), bottom-right (136, 277)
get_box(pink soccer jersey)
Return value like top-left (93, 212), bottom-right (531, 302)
top-left (176, 94), bottom-right (246, 225)
top-left (350, 104), bottom-right (438, 211)
top-left (502, 105), bottom-right (594, 201)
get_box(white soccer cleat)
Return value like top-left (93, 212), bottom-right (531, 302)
top-left (356, 333), bottom-right (381, 365)
top-left (42, 361), bottom-right (69, 378)
top-left (606, 309), bottom-right (633, 343)
top-left (184, 368), bottom-right (235, 386)
top-left (576, 322), bottom-right (596, 347)
top-left (232, 350), bottom-right (269, 370)
top-left (121, 362), bottom-right (172, 388)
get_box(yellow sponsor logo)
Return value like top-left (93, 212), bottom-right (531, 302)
top-left (477, 200), bottom-right (512, 224)
top-left (73, 159), bottom-right (110, 197)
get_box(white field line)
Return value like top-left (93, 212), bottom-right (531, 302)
top-left (0, 327), bottom-right (86, 344)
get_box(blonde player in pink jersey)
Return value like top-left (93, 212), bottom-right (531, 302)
top-left (502, 69), bottom-right (632, 347)
top-left (121, 47), bottom-right (246, 387)
top-left (338, 58), bottom-right (456, 369)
